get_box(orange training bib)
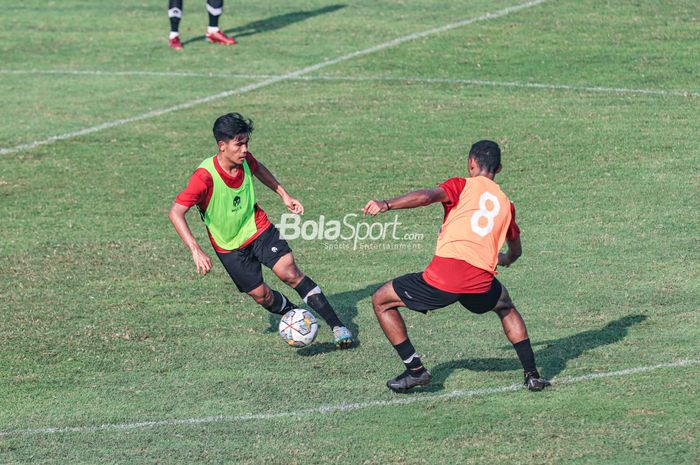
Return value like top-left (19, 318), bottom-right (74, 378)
top-left (434, 176), bottom-right (512, 273)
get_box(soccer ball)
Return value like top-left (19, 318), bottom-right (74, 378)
top-left (278, 308), bottom-right (318, 348)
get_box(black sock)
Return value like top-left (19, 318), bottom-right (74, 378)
top-left (294, 276), bottom-right (343, 329)
top-left (513, 338), bottom-right (538, 375)
top-left (168, 0), bottom-right (182, 32)
top-left (208, 13), bottom-right (220, 28)
top-left (169, 16), bottom-right (181, 33)
top-left (393, 339), bottom-right (426, 375)
top-left (263, 290), bottom-right (295, 315)
top-left (168, 1), bottom-right (182, 34)
top-left (207, 0), bottom-right (222, 28)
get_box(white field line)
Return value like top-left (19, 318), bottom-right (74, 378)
top-left (0, 358), bottom-right (697, 437)
top-left (0, 0), bottom-right (549, 156)
top-left (4, 69), bottom-right (698, 99)
top-left (296, 75), bottom-right (700, 98)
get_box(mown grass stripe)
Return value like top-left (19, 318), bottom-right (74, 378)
top-left (0, 0), bottom-right (548, 156)
top-left (3, 69), bottom-right (697, 98)
top-left (1, 358), bottom-right (697, 437)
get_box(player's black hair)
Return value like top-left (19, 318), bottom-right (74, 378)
top-left (468, 140), bottom-right (501, 174)
top-left (212, 112), bottom-right (254, 142)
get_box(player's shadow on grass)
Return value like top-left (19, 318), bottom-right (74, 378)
top-left (424, 314), bottom-right (647, 392)
top-left (181, 5), bottom-right (347, 46)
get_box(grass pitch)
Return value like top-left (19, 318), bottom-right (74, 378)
top-left (0, 0), bottom-right (699, 463)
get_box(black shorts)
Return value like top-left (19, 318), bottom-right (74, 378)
top-left (216, 226), bottom-right (292, 293)
top-left (392, 272), bottom-right (502, 314)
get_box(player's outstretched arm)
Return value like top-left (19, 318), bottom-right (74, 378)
top-left (498, 237), bottom-right (522, 267)
top-left (168, 202), bottom-right (212, 275)
top-left (362, 187), bottom-right (449, 216)
top-left (254, 161), bottom-right (304, 215)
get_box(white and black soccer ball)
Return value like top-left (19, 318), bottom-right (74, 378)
top-left (278, 308), bottom-right (318, 348)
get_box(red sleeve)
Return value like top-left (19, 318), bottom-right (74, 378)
top-left (439, 177), bottom-right (465, 206)
top-left (506, 202), bottom-right (521, 241)
top-left (175, 168), bottom-right (212, 208)
top-left (245, 152), bottom-right (258, 174)
top-left (438, 177), bottom-right (466, 218)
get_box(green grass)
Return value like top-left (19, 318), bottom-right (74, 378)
top-left (1, 0), bottom-right (699, 463)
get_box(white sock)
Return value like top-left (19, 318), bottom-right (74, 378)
top-left (207, 26), bottom-right (220, 34)
top-left (301, 286), bottom-right (322, 305)
top-left (169, 32), bottom-right (180, 40)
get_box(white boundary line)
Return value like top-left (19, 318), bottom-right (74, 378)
top-left (3, 69), bottom-right (697, 98)
top-left (0, 0), bottom-right (549, 156)
top-left (1, 358), bottom-right (697, 437)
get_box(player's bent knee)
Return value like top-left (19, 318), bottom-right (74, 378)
top-left (491, 284), bottom-right (516, 314)
top-left (288, 269), bottom-right (304, 286)
top-left (371, 290), bottom-right (383, 312)
top-left (248, 285), bottom-right (272, 306)
top-left (371, 290), bottom-right (385, 311)
top-left (371, 282), bottom-right (393, 314)
top-left (493, 304), bottom-right (516, 318)
top-left (279, 266), bottom-right (303, 287)
top-left (492, 294), bottom-right (516, 316)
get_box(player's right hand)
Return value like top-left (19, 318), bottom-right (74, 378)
top-left (362, 199), bottom-right (388, 216)
top-left (191, 248), bottom-right (212, 275)
top-left (497, 252), bottom-right (511, 267)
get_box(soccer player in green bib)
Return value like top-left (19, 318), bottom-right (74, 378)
top-left (169, 113), bottom-right (353, 348)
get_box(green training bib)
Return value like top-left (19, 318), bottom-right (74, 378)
top-left (197, 157), bottom-right (257, 250)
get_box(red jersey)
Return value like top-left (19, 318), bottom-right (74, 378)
top-left (423, 177), bottom-right (520, 294)
top-left (175, 152), bottom-right (272, 253)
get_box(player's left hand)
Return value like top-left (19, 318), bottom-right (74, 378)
top-left (284, 196), bottom-right (304, 215)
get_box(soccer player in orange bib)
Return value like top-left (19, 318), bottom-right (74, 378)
top-left (363, 140), bottom-right (550, 393)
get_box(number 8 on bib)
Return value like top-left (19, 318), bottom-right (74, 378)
top-left (471, 192), bottom-right (500, 237)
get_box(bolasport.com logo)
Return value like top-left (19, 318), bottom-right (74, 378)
top-left (276, 213), bottom-right (425, 250)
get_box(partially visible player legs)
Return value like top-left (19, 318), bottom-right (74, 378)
top-left (246, 282), bottom-right (296, 315)
top-left (272, 253), bottom-right (353, 348)
top-left (168, 0), bottom-right (184, 49)
top-left (491, 284), bottom-right (550, 391)
top-left (372, 281), bottom-right (432, 392)
top-left (205, 0), bottom-right (237, 45)
top-left (216, 244), bottom-right (297, 318)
